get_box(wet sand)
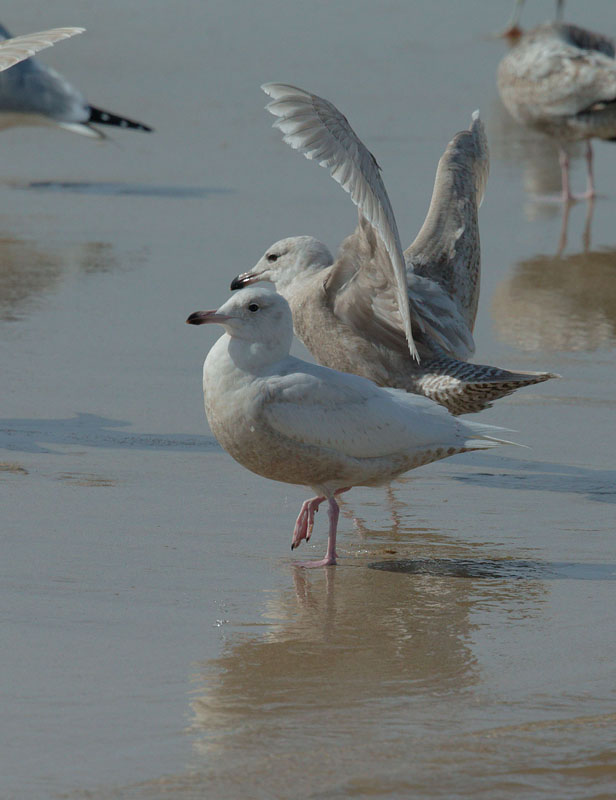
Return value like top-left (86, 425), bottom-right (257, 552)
top-left (2, 1), bottom-right (616, 798)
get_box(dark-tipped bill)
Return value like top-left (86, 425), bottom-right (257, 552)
top-left (230, 272), bottom-right (259, 290)
top-left (186, 310), bottom-right (230, 325)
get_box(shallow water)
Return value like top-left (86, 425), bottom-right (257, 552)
top-left (2, 1), bottom-right (616, 798)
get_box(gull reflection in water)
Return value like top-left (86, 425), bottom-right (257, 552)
top-left (0, 234), bottom-right (118, 322)
top-left (488, 96), bottom-right (584, 219)
top-left (184, 539), bottom-right (545, 797)
top-left (492, 235), bottom-right (616, 352)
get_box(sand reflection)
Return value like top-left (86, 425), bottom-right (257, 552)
top-left (489, 97), bottom-right (567, 206)
top-left (492, 242), bottom-right (616, 352)
top-left (184, 540), bottom-right (544, 797)
top-left (0, 235), bottom-right (117, 322)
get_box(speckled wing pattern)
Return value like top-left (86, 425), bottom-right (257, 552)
top-left (262, 82), bottom-right (418, 361)
top-left (0, 27), bottom-right (84, 73)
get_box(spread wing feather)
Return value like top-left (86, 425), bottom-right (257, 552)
top-left (0, 28), bottom-right (84, 73)
top-left (262, 82), bottom-right (419, 361)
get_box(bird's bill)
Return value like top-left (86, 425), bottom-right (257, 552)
top-left (230, 271), bottom-right (260, 290)
top-left (186, 310), bottom-right (231, 325)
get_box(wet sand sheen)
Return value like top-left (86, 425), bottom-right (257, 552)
top-left (2, 0), bottom-right (616, 798)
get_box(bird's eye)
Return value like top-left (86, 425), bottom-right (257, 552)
top-left (248, 303), bottom-right (260, 312)
top-left (267, 253), bottom-right (278, 263)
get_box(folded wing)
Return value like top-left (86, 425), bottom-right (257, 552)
top-left (262, 365), bottom-right (471, 459)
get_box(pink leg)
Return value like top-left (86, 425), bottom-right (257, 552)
top-left (292, 488), bottom-right (351, 568)
top-left (584, 141), bottom-right (596, 199)
top-left (291, 495), bottom-right (325, 551)
top-left (296, 497), bottom-right (340, 568)
top-left (559, 147), bottom-right (574, 202)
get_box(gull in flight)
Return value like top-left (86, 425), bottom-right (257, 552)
top-left (0, 21), bottom-right (152, 138)
top-left (187, 288), bottom-right (516, 567)
top-left (231, 84), bottom-right (556, 416)
top-left (0, 27), bottom-right (84, 73)
top-left (498, 19), bottom-right (616, 200)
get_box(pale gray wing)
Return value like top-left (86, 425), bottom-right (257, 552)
top-left (331, 213), bottom-right (475, 360)
top-left (263, 367), bottom-right (466, 459)
top-left (261, 82), bottom-right (418, 361)
top-left (0, 28), bottom-right (84, 73)
top-left (405, 111), bottom-right (488, 333)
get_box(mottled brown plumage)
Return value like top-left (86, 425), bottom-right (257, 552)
top-left (231, 84), bottom-right (556, 415)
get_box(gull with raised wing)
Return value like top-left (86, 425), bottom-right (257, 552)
top-left (498, 20), bottom-right (616, 200)
top-left (0, 21), bottom-right (152, 138)
top-left (187, 288), bottom-right (516, 567)
top-left (231, 84), bottom-right (555, 416)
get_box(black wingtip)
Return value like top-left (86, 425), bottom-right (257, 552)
top-left (88, 105), bottom-right (153, 132)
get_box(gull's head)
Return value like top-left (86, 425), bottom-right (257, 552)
top-left (230, 236), bottom-right (333, 296)
top-left (187, 286), bottom-right (294, 360)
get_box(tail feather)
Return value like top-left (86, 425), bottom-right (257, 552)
top-left (88, 105), bottom-right (152, 132)
top-left (464, 422), bottom-right (527, 449)
top-left (418, 356), bottom-right (559, 415)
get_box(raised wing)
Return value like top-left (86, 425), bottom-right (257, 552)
top-left (0, 27), bottom-right (84, 73)
top-left (329, 213), bottom-right (475, 360)
top-left (405, 111), bottom-right (488, 333)
top-left (262, 82), bottom-right (418, 361)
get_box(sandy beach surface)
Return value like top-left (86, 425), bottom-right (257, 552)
top-left (2, 2), bottom-right (615, 798)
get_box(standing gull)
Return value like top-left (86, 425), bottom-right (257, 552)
top-left (0, 21), bottom-right (152, 139)
top-left (498, 21), bottom-right (616, 200)
top-left (187, 288), bottom-right (516, 567)
top-left (231, 84), bottom-right (555, 416)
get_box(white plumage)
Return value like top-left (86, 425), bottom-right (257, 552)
top-left (187, 288), bottom-right (515, 567)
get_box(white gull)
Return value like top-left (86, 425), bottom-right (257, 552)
top-left (187, 287), bottom-right (516, 567)
top-left (231, 83), bottom-right (556, 415)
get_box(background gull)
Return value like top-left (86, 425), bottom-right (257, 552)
top-left (187, 287), bottom-right (516, 567)
top-left (501, 0), bottom-right (565, 38)
top-left (498, 19), bottom-right (616, 200)
top-left (231, 83), bottom-right (556, 416)
top-left (0, 21), bottom-right (152, 139)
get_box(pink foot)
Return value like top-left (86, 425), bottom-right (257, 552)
top-left (291, 495), bottom-right (324, 551)
top-left (293, 495), bottom-right (343, 568)
top-left (294, 555), bottom-right (337, 568)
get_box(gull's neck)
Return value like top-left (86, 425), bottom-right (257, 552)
top-left (206, 332), bottom-right (291, 377)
